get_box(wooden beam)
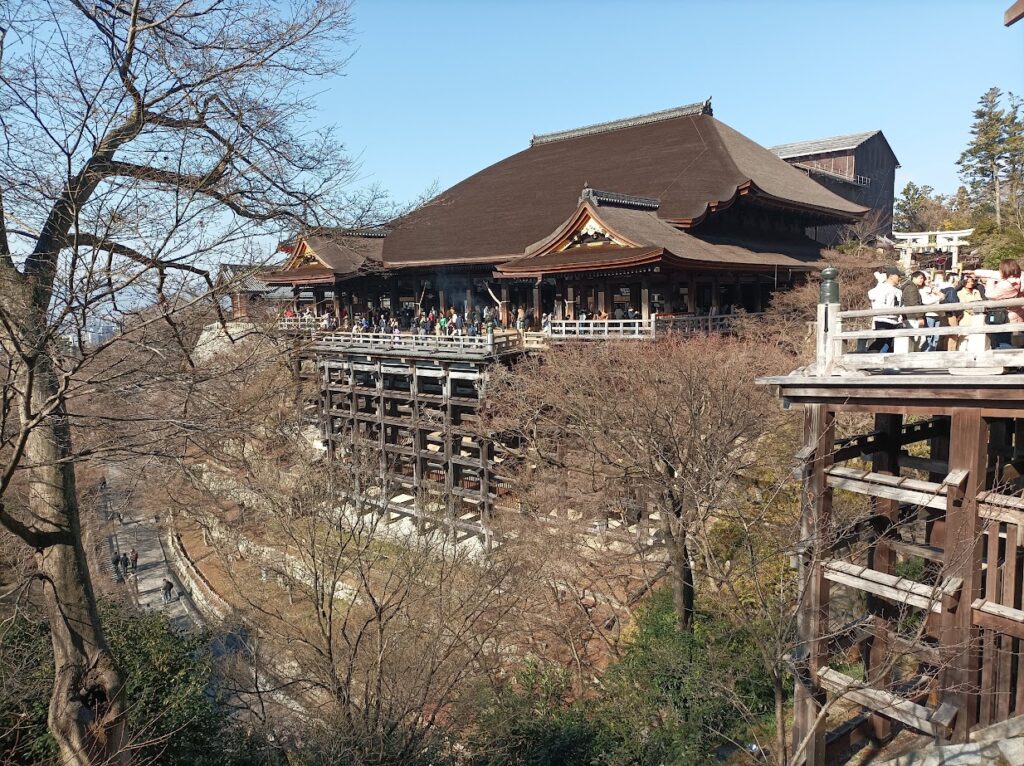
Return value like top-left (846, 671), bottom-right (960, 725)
top-left (817, 668), bottom-right (946, 738)
top-left (822, 560), bottom-right (960, 614)
top-left (825, 466), bottom-right (947, 510)
top-left (971, 599), bottom-right (1024, 641)
top-left (1006, 0), bottom-right (1024, 26)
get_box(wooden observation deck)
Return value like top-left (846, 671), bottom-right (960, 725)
top-left (759, 268), bottom-right (1024, 764)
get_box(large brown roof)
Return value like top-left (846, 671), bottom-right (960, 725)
top-left (497, 199), bottom-right (824, 275)
top-left (382, 104), bottom-right (865, 268)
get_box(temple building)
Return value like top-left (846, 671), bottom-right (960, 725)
top-left (264, 100), bottom-right (868, 325)
top-left (771, 130), bottom-right (899, 243)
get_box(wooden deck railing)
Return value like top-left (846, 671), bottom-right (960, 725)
top-left (812, 267), bottom-right (1024, 375)
top-left (312, 330), bottom-right (521, 357)
top-left (547, 318), bottom-right (655, 339)
top-left (284, 311), bottom-right (750, 356)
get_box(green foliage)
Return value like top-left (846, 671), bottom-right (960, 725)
top-left (981, 226), bottom-right (1024, 267)
top-left (464, 661), bottom-right (596, 766)
top-left (0, 614), bottom-right (59, 763)
top-left (590, 588), bottom-right (776, 766)
top-left (0, 600), bottom-right (272, 766)
top-left (465, 589), bottom-right (779, 766)
top-left (959, 87), bottom-right (1009, 215)
top-left (894, 181), bottom-right (939, 232)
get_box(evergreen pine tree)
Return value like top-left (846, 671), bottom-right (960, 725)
top-left (1003, 93), bottom-right (1024, 231)
top-left (958, 87), bottom-right (1009, 228)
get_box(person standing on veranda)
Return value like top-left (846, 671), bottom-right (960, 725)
top-left (973, 259), bottom-right (1023, 350)
top-left (957, 275), bottom-right (984, 351)
top-left (901, 271), bottom-right (927, 351)
top-left (867, 266), bottom-right (904, 353)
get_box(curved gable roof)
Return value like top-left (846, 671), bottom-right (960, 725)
top-left (381, 108), bottom-right (865, 267)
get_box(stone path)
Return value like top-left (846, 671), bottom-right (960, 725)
top-left (103, 469), bottom-right (196, 631)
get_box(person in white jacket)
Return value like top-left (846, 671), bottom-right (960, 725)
top-left (867, 266), bottom-right (904, 353)
top-left (919, 277), bottom-right (945, 352)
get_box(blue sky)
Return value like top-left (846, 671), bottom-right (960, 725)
top-left (321, 0), bottom-right (1023, 205)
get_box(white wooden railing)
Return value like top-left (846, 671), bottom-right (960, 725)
top-left (312, 330), bottom-right (521, 356)
top-left (284, 313), bottom-right (749, 356)
top-left (547, 318), bottom-right (655, 339)
top-left (816, 297), bottom-right (1024, 375)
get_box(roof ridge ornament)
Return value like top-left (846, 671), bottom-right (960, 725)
top-left (530, 99), bottom-right (713, 146)
top-left (580, 187), bottom-right (661, 210)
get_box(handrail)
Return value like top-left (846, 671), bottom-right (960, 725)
top-left (311, 330), bottom-right (522, 356)
top-left (839, 297), bottom-right (1024, 320)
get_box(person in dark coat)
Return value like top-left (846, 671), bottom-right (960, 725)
top-left (120, 553), bottom-right (130, 578)
top-left (111, 550), bottom-right (121, 577)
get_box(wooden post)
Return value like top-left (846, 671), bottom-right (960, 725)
top-left (940, 413), bottom-right (988, 741)
top-left (439, 287), bottom-right (447, 313)
top-left (865, 413), bottom-right (903, 744)
top-left (532, 282), bottom-right (542, 324)
top-left (641, 277), bottom-right (651, 321)
top-left (793, 403), bottom-right (835, 766)
top-left (566, 285), bottom-right (575, 320)
top-left (688, 274), bottom-right (698, 314)
top-left (500, 284), bottom-right (510, 326)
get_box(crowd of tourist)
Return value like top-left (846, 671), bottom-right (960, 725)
top-left (866, 258), bottom-right (1023, 353)
top-left (282, 303), bottom-right (538, 336)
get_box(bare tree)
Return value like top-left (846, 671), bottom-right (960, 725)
top-left (0, 1), bottom-right (368, 760)
top-left (481, 335), bottom-right (793, 633)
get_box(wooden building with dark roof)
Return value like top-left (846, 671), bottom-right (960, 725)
top-left (772, 130), bottom-right (899, 243)
top-left (265, 100), bottom-right (868, 324)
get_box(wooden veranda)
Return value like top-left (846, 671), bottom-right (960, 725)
top-left (760, 268), bottom-right (1024, 764)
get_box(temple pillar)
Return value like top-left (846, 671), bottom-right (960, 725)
top-left (439, 288), bottom-right (447, 313)
top-left (641, 277), bottom-right (650, 321)
top-left (688, 274), bottom-right (697, 314)
top-left (465, 287), bottom-right (473, 315)
top-left (711, 275), bottom-right (721, 314)
top-left (532, 283), bottom-right (542, 323)
top-left (566, 285), bottom-right (575, 320)
top-left (500, 284), bottom-right (509, 326)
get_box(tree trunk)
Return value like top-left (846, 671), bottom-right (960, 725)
top-left (994, 161), bottom-right (1002, 229)
top-left (12, 329), bottom-right (128, 764)
top-left (773, 670), bottom-right (788, 766)
top-left (663, 488), bottom-right (694, 632)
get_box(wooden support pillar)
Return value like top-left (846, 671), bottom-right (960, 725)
top-left (940, 413), bottom-right (988, 741)
top-left (442, 365), bottom-right (455, 537)
top-left (500, 284), bottom-right (510, 326)
top-left (711, 275), bottom-right (721, 313)
top-left (688, 273), bottom-right (698, 314)
top-left (554, 279), bottom-right (565, 320)
top-left (532, 282), bottom-right (542, 323)
top-left (411, 365), bottom-right (426, 533)
top-left (390, 280), bottom-right (400, 314)
top-left (641, 277), bottom-right (651, 321)
top-left (793, 403), bottom-right (835, 766)
top-left (439, 287), bottom-right (447, 313)
top-left (864, 413), bottom-right (903, 744)
top-left (465, 286), bottom-right (473, 315)
top-left (566, 285), bottom-right (575, 320)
